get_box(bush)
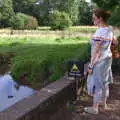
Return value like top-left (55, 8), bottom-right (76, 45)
top-left (10, 13), bottom-right (24, 29)
top-left (50, 10), bottom-right (72, 30)
top-left (10, 13), bottom-right (38, 29)
top-left (25, 16), bottom-right (38, 29)
top-left (10, 42), bottom-right (90, 89)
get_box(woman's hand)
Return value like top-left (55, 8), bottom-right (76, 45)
top-left (87, 68), bottom-right (93, 75)
top-left (87, 64), bottom-right (94, 75)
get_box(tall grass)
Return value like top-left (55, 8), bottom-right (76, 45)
top-left (0, 36), bottom-right (90, 89)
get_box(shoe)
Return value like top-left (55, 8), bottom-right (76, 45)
top-left (84, 107), bottom-right (98, 114)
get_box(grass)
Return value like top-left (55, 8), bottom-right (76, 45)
top-left (0, 29), bottom-right (91, 89)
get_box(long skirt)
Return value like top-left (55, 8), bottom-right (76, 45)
top-left (87, 57), bottom-right (113, 104)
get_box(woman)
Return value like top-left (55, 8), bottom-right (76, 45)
top-left (84, 9), bottom-right (113, 114)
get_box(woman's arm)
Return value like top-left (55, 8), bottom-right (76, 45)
top-left (88, 41), bottom-right (101, 74)
top-left (90, 41), bottom-right (101, 66)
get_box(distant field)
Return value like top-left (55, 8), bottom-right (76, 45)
top-left (1, 26), bottom-right (119, 39)
top-left (0, 26), bottom-right (97, 38)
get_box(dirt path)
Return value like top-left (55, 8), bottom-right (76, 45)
top-left (72, 75), bottom-right (120, 120)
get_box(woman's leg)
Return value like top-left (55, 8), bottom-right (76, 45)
top-left (100, 85), bottom-right (109, 109)
top-left (93, 86), bottom-right (102, 110)
top-left (84, 83), bottom-right (102, 114)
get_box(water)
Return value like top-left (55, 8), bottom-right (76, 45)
top-left (0, 74), bottom-right (35, 112)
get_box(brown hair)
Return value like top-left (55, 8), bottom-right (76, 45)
top-left (93, 9), bottom-right (111, 22)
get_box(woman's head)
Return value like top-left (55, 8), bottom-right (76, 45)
top-left (92, 9), bottom-right (111, 26)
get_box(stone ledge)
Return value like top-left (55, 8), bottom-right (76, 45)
top-left (0, 76), bottom-right (76, 120)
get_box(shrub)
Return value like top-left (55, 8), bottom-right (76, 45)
top-left (50, 10), bottom-right (72, 30)
top-left (25, 16), bottom-right (38, 29)
top-left (10, 13), bottom-right (38, 29)
top-left (10, 42), bottom-right (90, 89)
top-left (10, 13), bottom-right (25, 29)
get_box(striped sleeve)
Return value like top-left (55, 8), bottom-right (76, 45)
top-left (92, 28), bottom-right (105, 42)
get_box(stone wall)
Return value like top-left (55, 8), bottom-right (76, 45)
top-left (0, 76), bottom-right (76, 120)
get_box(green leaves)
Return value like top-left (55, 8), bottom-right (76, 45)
top-left (0, 37), bottom-right (90, 89)
top-left (91, 0), bottom-right (120, 27)
top-left (108, 7), bottom-right (120, 27)
top-left (92, 0), bottom-right (119, 11)
top-left (10, 13), bottom-right (38, 29)
top-left (50, 10), bottom-right (72, 30)
top-left (0, 0), bottom-right (14, 27)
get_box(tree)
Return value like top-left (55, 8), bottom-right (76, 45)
top-left (12, 0), bottom-right (36, 14)
top-left (51, 0), bottom-right (80, 25)
top-left (0, 0), bottom-right (14, 27)
top-left (78, 0), bottom-right (93, 25)
top-left (91, 0), bottom-right (120, 11)
top-left (12, 0), bottom-right (80, 26)
top-left (91, 0), bottom-right (120, 27)
top-left (33, 0), bottom-right (80, 25)
top-left (108, 7), bottom-right (120, 27)
top-left (50, 10), bottom-right (72, 30)
top-left (67, 0), bottom-right (80, 25)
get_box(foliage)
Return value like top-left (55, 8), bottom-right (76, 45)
top-left (79, 0), bottom-right (93, 25)
top-left (91, 0), bottom-right (120, 11)
top-left (0, 0), bottom-right (14, 27)
top-left (24, 16), bottom-right (38, 29)
top-left (0, 36), bottom-right (90, 89)
top-left (50, 10), bottom-right (72, 30)
top-left (66, 0), bottom-right (80, 25)
top-left (91, 0), bottom-right (120, 27)
top-left (0, 0), bottom-right (94, 27)
top-left (12, 0), bottom-right (82, 26)
top-left (12, 0), bottom-right (36, 14)
top-left (10, 13), bottom-right (38, 29)
top-left (10, 13), bottom-right (25, 29)
top-left (108, 7), bottom-right (120, 27)
top-left (11, 43), bottom-right (90, 87)
top-left (32, 1), bottom-right (50, 26)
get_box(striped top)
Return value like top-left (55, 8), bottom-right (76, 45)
top-left (91, 27), bottom-right (113, 61)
